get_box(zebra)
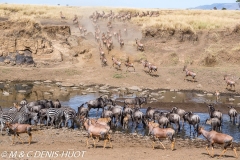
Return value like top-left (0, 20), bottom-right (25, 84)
top-left (46, 108), bottom-right (65, 128)
top-left (62, 107), bottom-right (77, 128)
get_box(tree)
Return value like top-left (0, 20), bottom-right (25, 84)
top-left (222, 7), bottom-right (227, 10)
top-left (213, 7), bottom-right (217, 10)
top-left (237, 0), bottom-right (240, 8)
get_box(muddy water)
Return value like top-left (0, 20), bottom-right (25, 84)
top-left (0, 81), bottom-right (240, 142)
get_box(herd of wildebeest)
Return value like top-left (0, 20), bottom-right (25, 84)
top-left (0, 94), bottom-right (239, 158)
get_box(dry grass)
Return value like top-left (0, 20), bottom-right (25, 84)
top-left (1, 4), bottom-right (240, 32)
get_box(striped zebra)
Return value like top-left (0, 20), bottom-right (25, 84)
top-left (46, 108), bottom-right (65, 128)
top-left (62, 107), bottom-right (77, 128)
top-left (46, 107), bottom-right (77, 128)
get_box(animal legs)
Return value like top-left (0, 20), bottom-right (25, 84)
top-left (152, 141), bottom-right (155, 150)
top-left (159, 141), bottom-right (166, 150)
top-left (171, 139), bottom-right (175, 151)
top-left (205, 146), bottom-right (212, 157)
top-left (28, 134), bottom-right (32, 145)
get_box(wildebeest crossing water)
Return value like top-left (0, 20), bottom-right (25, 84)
top-left (0, 81), bottom-right (240, 142)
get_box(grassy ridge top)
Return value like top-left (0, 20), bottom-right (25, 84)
top-left (1, 4), bottom-right (240, 31)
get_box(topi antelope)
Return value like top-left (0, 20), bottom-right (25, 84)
top-left (224, 75), bottom-right (236, 90)
top-left (135, 38), bottom-right (144, 52)
top-left (197, 126), bottom-right (238, 158)
top-left (100, 55), bottom-right (107, 67)
top-left (148, 121), bottom-right (175, 150)
top-left (183, 65), bottom-right (196, 82)
top-left (73, 15), bottom-right (78, 24)
top-left (5, 122), bottom-right (32, 145)
top-left (125, 57), bottom-right (135, 72)
top-left (60, 11), bottom-right (66, 19)
top-left (112, 56), bottom-right (121, 70)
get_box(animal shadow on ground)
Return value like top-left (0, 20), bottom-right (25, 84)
top-left (185, 79), bottom-right (197, 82)
top-left (143, 70), bottom-right (159, 77)
top-left (201, 153), bottom-right (235, 158)
top-left (226, 88), bottom-right (235, 92)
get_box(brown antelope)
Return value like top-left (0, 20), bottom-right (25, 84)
top-left (5, 122), bottom-right (32, 145)
top-left (83, 28), bottom-right (87, 36)
top-left (148, 121), bottom-right (175, 150)
top-left (141, 60), bottom-right (157, 73)
top-left (197, 126), bottom-right (238, 158)
top-left (78, 24), bottom-right (83, 33)
top-left (73, 14), bottom-right (78, 24)
top-left (122, 113), bottom-right (131, 129)
top-left (60, 11), bottom-right (65, 19)
top-left (83, 118), bottom-right (112, 149)
top-left (183, 65), bottom-right (196, 81)
top-left (112, 56), bottom-right (121, 70)
top-left (135, 38), bottom-right (144, 51)
top-left (215, 90), bottom-right (220, 102)
top-left (106, 38), bottom-right (113, 54)
top-left (125, 57), bottom-right (135, 72)
top-left (224, 75), bottom-right (236, 90)
top-left (119, 39), bottom-right (124, 48)
top-left (100, 55), bottom-right (107, 67)
top-left (95, 31), bottom-right (100, 42)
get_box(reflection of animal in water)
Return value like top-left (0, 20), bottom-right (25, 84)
top-left (197, 126), bottom-right (238, 158)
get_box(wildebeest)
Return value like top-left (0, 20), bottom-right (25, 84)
top-left (166, 112), bottom-right (181, 133)
top-left (171, 107), bottom-right (186, 129)
top-left (132, 108), bottom-right (145, 130)
top-left (124, 97), bottom-right (147, 108)
top-left (145, 107), bottom-right (156, 121)
top-left (107, 105), bottom-right (123, 127)
top-left (207, 104), bottom-right (222, 123)
top-left (86, 96), bottom-right (108, 117)
top-left (205, 118), bottom-right (221, 131)
top-left (228, 106), bottom-right (238, 124)
top-left (77, 103), bottom-right (89, 118)
top-left (183, 111), bottom-right (200, 135)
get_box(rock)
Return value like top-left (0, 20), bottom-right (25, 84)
top-left (150, 92), bottom-right (159, 97)
top-left (128, 86), bottom-right (141, 91)
top-left (67, 36), bottom-right (78, 47)
top-left (150, 98), bottom-right (157, 101)
top-left (99, 85), bottom-right (109, 90)
top-left (170, 89), bottom-right (175, 92)
top-left (22, 84), bottom-right (28, 87)
top-left (34, 81), bottom-right (42, 84)
top-left (159, 96), bottom-right (165, 99)
top-left (99, 90), bottom-right (110, 93)
top-left (18, 90), bottom-right (26, 93)
top-left (56, 82), bottom-right (62, 86)
top-left (71, 87), bottom-right (79, 89)
top-left (44, 80), bottom-right (52, 83)
top-left (51, 49), bottom-right (63, 62)
top-left (4, 59), bottom-right (10, 64)
top-left (206, 93), bottom-right (213, 96)
top-left (111, 89), bottom-right (119, 92)
top-left (159, 90), bottom-right (166, 93)
top-left (196, 93), bottom-right (204, 97)
top-left (2, 91), bottom-right (9, 96)
top-left (44, 92), bottom-right (51, 95)
top-left (196, 84), bottom-right (202, 88)
top-left (61, 82), bottom-right (75, 87)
